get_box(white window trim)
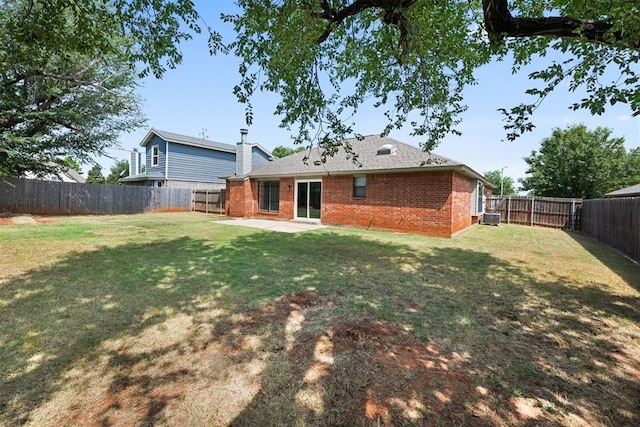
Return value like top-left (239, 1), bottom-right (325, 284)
top-left (151, 144), bottom-right (159, 166)
top-left (165, 140), bottom-right (169, 180)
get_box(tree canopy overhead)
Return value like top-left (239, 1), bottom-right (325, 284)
top-left (0, 0), bottom-right (213, 177)
top-left (223, 0), bottom-right (640, 155)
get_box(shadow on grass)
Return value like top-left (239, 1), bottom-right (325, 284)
top-left (1, 227), bottom-right (639, 425)
top-left (565, 230), bottom-right (640, 292)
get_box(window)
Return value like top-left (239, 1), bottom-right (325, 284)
top-left (477, 181), bottom-right (484, 214)
top-left (259, 181), bottom-right (280, 212)
top-left (353, 176), bottom-right (366, 197)
top-left (151, 145), bottom-right (159, 166)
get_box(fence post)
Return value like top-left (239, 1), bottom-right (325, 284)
top-left (507, 196), bottom-right (511, 224)
top-left (205, 190), bottom-right (209, 214)
top-left (530, 196), bottom-right (535, 226)
top-left (571, 199), bottom-right (576, 231)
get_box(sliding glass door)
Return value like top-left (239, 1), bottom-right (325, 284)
top-left (296, 180), bottom-right (321, 220)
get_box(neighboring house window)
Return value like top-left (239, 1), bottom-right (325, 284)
top-left (259, 181), bottom-right (280, 212)
top-left (151, 145), bottom-right (159, 166)
top-left (477, 181), bottom-right (484, 214)
top-left (353, 176), bottom-right (366, 197)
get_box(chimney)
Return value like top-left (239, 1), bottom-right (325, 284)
top-left (129, 148), bottom-right (142, 176)
top-left (236, 128), bottom-right (252, 176)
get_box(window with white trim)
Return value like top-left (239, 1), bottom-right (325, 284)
top-left (151, 145), bottom-right (159, 166)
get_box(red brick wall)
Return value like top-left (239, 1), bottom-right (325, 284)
top-left (226, 177), bottom-right (295, 220)
top-left (226, 178), bottom-right (254, 217)
top-left (450, 172), bottom-right (475, 234)
top-left (227, 171), bottom-right (478, 237)
top-left (322, 172), bottom-right (457, 237)
top-left (251, 178), bottom-right (295, 220)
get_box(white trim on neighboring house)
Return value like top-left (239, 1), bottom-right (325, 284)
top-left (165, 140), bottom-right (169, 181)
top-left (151, 145), bottom-right (160, 166)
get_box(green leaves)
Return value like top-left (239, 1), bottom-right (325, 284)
top-left (226, 0), bottom-right (639, 154)
top-left (1, 0), bottom-right (210, 177)
top-left (228, 0), bottom-right (492, 153)
top-left (520, 124), bottom-right (636, 198)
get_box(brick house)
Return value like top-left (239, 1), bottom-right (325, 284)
top-left (224, 135), bottom-right (493, 237)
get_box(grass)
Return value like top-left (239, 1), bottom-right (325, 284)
top-left (1, 212), bottom-right (639, 426)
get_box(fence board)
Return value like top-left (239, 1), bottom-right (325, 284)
top-left (486, 196), bottom-right (582, 230)
top-left (192, 189), bottom-right (225, 214)
top-left (581, 198), bottom-right (639, 263)
top-left (0, 178), bottom-right (191, 215)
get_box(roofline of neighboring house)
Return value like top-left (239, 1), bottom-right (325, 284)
top-left (139, 128), bottom-right (236, 154)
top-left (138, 128), bottom-right (273, 158)
top-left (604, 192), bottom-right (640, 197)
top-left (251, 143), bottom-right (275, 159)
top-left (222, 164), bottom-right (494, 188)
top-left (604, 183), bottom-right (640, 197)
top-left (119, 173), bottom-right (165, 182)
top-left (62, 168), bottom-right (86, 183)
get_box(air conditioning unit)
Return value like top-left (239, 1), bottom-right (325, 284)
top-left (482, 212), bottom-right (501, 226)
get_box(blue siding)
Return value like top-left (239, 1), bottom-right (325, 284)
top-left (252, 147), bottom-right (271, 167)
top-left (167, 142), bottom-right (236, 183)
top-left (145, 135), bottom-right (166, 177)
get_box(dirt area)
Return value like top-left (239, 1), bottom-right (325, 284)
top-left (0, 214), bottom-right (57, 225)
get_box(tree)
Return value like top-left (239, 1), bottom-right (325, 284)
top-left (484, 170), bottom-right (517, 196)
top-left (520, 124), bottom-right (636, 198)
top-left (271, 145), bottom-right (306, 158)
top-left (105, 160), bottom-right (129, 185)
top-left (1, 0), bottom-right (213, 178)
top-left (56, 156), bottom-right (83, 175)
top-left (625, 147), bottom-right (640, 186)
top-left (86, 164), bottom-right (105, 184)
top-left (223, 1), bottom-right (640, 156)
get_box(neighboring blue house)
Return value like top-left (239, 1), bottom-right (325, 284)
top-left (120, 128), bottom-right (272, 189)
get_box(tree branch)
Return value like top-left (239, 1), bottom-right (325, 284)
top-left (482, 0), bottom-right (638, 50)
top-left (33, 70), bottom-right (119, 94)
top-left (314, 0), bottom-right (416, 54)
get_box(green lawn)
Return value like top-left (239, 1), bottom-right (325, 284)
top-left (1, 213), bottom-right (638, 426)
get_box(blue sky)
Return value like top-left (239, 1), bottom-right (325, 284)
top-left (95, 1), bottom-right (639, 187)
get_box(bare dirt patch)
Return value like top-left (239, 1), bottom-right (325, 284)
top-left (0, 214), bottom-right (58, 225)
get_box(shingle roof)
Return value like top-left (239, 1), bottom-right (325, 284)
top-left (142, 129), bottom-right (237, 153)
top-left (604, 183), bottom-right (640, 198)
top-left (247, 135), bottom-right (491, 185)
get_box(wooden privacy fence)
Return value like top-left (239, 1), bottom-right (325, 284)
top-left (486, 196), bottom-right (582, 230)
top-left (581, 198), bottom-right (639, 263)
top-left (192, 189), bottom-right (225, 214)
top-left (0, 178), bottom-right (191, 215)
